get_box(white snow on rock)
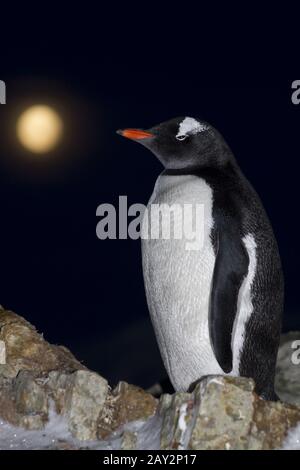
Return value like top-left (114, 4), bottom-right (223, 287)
top-left (281, 424), bottom-right (300, 450)
top-left (0, 407), bottom-right (112, 450)
top-left (127, 414), bottom-right (162, 450)
top-left (178, 403), bottom-right (188, 434)
top-left (0, 406), bottom-right (162, 450)
top-left (0, 341), bottom-right (6, 365)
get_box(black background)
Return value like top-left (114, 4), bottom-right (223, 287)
top-left (0, 10), bottom-right (298, 390)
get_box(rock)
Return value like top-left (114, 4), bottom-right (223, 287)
top-left (190, 376), bottom-right (255, 450)
top-left (0, 375), bottom-right (20, 426)
top-left (251, 395), bottom-right (300, 449)
top-left (45, 369), bottom-right (109, 440)
top-left (160, 392), bottom-right (193, 450)
top-left (121, 430), bottom-right (138, 450)
top-left (15, 371), bottom-right (48, 416)
top-left (191, 376), bottom-right (300, 450)
top-left (65, 370), bottom-right (108, 440)
top-left (0, 309), bottom-right (109, 439)
top-left (0, 340), bottom-right (6, 364)
top-left (46, 371), bottom-right (71, 414)
top-left (14, 370), bottom-right (49, 429)
top-left (0, 308), bottom-right (156, 443)
top-left (0, 307), bottom-right (299, 450)
top-left (97, 381), bottom-right (158, 439)
top-left (0, 370), bottom-right (48, 430)
top-left (159, 375), bottom-right (300, 450)
top-left (275, 332), bottom-right (300, 406)
top-left (0, 310), bottom-right (85, 376)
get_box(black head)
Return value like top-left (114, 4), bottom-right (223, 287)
top-left (117, 116), bottom-right (234, 170)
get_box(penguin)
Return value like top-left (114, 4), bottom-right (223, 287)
top-left (117, 117), bottom-right (284, 400)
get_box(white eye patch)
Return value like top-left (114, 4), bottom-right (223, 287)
top-left (176, 117), bottom-right (209, 139)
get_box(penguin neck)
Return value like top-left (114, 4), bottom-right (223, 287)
top-left (163, 161), bottom-right (239, 178)
top-left (163, 153), bottom-right (242, 178)
top-left (163, 138), bottom-right (238, 175)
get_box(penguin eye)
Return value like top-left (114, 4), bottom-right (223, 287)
top-left (176, 134), bottom-right (188, 141)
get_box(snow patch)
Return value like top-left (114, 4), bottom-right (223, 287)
top-left (0, 341), bottom-right (6, 365)
top-left (178, 403), bottom-right (188, 434)
top-left (0, 408), bottom-right (81, 450)
top-left (177, 403), bottom-right (188, 450)
top-left (133, 414), bottom-right (162, 450)
top-left (0, 405), bottom-right (162, 450)
top-left (281, 423), bottom-right (300, 450)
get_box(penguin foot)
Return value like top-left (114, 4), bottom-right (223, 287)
top-left (188, 379), bottom-right (201, 393)
top-left (187, 375), bottom-right (215, 393)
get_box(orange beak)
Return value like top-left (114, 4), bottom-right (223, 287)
top-left (117, 128), bottom-right (153, 140)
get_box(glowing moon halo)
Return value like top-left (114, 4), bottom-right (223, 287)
top-left (17, 105), bottom-right (63, 154)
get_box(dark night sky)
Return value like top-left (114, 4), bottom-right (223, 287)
top-left (0, 13), bottom-right (299, 389)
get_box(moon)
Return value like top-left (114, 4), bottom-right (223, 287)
top-left (17, 105), bottom-right (63, 154)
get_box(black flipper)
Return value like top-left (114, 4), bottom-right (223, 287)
top-left (209, 220), bottom-right (249, 373)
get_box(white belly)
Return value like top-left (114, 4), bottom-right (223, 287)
top-left (141, 173), bottom-right (224, 391)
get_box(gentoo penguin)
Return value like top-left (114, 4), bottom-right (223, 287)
top-left (117, 117), bottom-right (284, 400)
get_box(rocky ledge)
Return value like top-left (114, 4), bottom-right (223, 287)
top-left (0, 307), bottom-right (299, 450)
